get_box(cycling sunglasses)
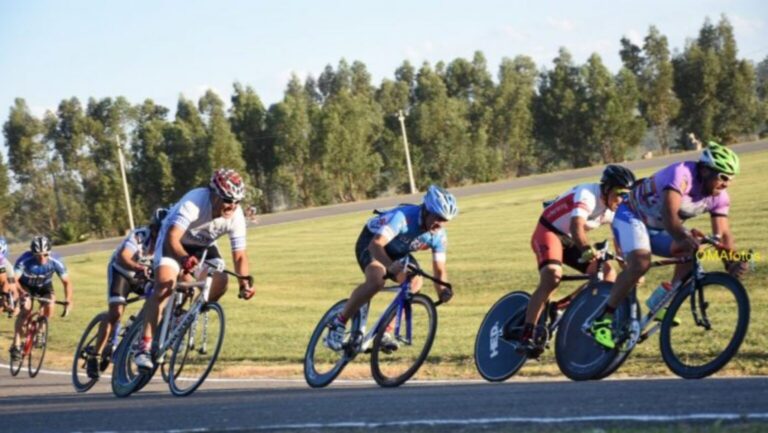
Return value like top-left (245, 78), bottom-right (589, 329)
top-left (221, 197), bottom-right (240, 205)
top-left (717, 172), bottom-right (733, 182)
top-left (34, 253), bottom-right (50, 258)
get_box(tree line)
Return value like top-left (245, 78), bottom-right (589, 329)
top-left (2, 16), bottom-right (767, 243)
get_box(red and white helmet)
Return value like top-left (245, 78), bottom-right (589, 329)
top-left (209, 168), bottom-right (245, 202)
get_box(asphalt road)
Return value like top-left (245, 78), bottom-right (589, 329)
top-left (2, 140), bottom-right (766, 432)
top-left (1, 371), bottom-right (767, 432)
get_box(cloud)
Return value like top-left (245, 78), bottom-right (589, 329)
top-left (730, 14), bottom-right (764, 35)
top-left (546, 17), bottom-right (576, 32)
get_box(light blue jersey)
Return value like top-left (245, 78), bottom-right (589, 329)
top-left (365, 204), bottom-right (448, 262)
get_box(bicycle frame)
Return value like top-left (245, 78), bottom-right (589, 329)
top-left (348, 257), bottom-right (448, 355)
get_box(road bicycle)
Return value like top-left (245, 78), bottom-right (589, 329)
top-left (111, 256), bottom-right (251, 397)
top-left (71, 283), bottom-right (150, 392)
top-left (9, 295), bottom-right (69, 377)
top-left (474, 240), bottom-right (618, 382)
top-left (304, 258), bottom-right (451, 388)
top-left (556, 232), bottom-right (751, 381)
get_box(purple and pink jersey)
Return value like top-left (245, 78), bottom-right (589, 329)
top-left (628, 161), bottom-right (730, 229)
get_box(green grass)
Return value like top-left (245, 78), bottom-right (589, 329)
top-left (4, 152), bottom-right (767, 380)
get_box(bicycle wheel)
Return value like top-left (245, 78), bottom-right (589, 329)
top-left (474, 291), bottom-right (531, 382)
top-left (168, 303), bottom-right (225, 396)
top-left (303, 299), bottom-right (360, 388)
top-left (28, 316), bottom-right (48, 378)
top-left (111, 320), bottom-right (156, 397)
top-left (370, 294), bottom-right (437, 387)
top-left (555, 282), bottom-right (630, 381)
top-left (162, 330), bottom-right (190, 383)
top-left (660, 273), bottom-right (750, 379)
top-left (9, 336), bottom-right (24, 376)
top-left (72, 313), bottom-right (106, 392)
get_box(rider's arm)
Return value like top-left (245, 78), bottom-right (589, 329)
top-left (368, 235), bottom-right (394, 271)
top-left (232, 249), bottom-right (250, 289)
top-left (165, 225), bottom-right (190, 261)
top-left (711, 215), bottom-right (735, 250)
top-left (116, 245), bottom-right (146, 272)
top-left (569, 216), bottom-right (591, 250)
top-left (661, 189), bottom-right (689, 241)
top-left (431, 259), bottom-right (448, 290)
top-left (61, 275), bottom-right (73, 304)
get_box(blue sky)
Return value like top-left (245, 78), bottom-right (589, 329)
top-left (1, 0), bottom-right (766, 127)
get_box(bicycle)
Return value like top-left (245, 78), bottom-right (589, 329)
top-left (71, 285), bottom-right (150, 393)
top-left (556, 232), bottom-right (752, 381)
top-left (304, 258), bottom-right (451, 388)
top-left (474, 240), bottom-right (618, 382)
top-left (111, 257), bottom-right (252, 397)
top-left (9, 295), bottom-right (69, 377)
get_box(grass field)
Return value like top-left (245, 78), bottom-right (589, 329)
top-left (2, 151), bottom-right (767, 381)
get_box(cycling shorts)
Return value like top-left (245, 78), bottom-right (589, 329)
top-left (355, 227), bottom-right (419, 278)
top-left (19, 281), bottom-right (54, 299)
top-left (611, 203), bottom-right (675, 258)
top-left (154, 241), bottom-right (225, 274)
top-left (107, 264), bottom-right (146, 305)
top-left (530, 222), bottom-right (589, 273)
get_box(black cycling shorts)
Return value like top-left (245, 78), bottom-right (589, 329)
top-left (107, 264), bottom-right (146, 305)
top-left (354, 227), bottom-right (418, 278)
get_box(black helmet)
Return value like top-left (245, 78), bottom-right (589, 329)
top-left (30, 236), bottom-right (51, 254)
top-left (600, 165), bottom-right (636, 190)
top-left (150, 207), bottom-right (169, 229)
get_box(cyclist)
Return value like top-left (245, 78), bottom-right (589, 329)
top-left (85, 208), bottom-right (168, 379)
top-left (0, 237), bottom-right (18, 315)
top-left (520, 165), bottom-right (636, 356)
top-left (325, 185), bottom-right (458, 352)
top-left (10, 236), bottom-right (73, 361)
top-left (133, 168), bottom-right (255, 370)
top-left (591, 142), bottom-right (748, 349)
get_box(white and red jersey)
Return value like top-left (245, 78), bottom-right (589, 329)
top-left (164, 188), bottom-right (247, 252)
top-left (539, 183), bottom-right (612, 236)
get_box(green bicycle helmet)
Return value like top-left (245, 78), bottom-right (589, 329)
top-left (699, 141), bottom-right (740, 175)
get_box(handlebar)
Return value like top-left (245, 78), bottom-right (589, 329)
top-left (28, 295), bottom-right (70, 317)
top-left (201, 260), bottom-right (253, 299)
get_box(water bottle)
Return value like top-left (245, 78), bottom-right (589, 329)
top-left (645, 281), bottom-right (673, 312)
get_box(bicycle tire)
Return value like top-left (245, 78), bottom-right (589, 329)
top-left (9, 331), bottom-right (25, 376)
top-left (660, 272), bottom-right (750, 379)
top-left (111, 320), bottom-right (156, 397)
top-left (474, 291), bottom-right (531, 382)
top-left (168, 302), bottom-right (226, 397)
top-left (370, 294), bottom-right (437, 387)
top-left (554, 281), bottom-right (629, 381)
top-left (72, 312), bottom-right (106, 392)
top-left (303, 299), bottom-right (360, 388)
top-left (27, 316), bottom-right (48, 378)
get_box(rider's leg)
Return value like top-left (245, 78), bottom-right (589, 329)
top-left (12, 296), bottom-right (31, 348)
top-left (525, 223), bottom-right (564, 334)
top-left (95, 303), bottom-right (125, 355)
top-left (604, 250), bottom-right (651, 313)
top-left (602, 262), bottom-right (617, 283)
top-left (525, 264), bottom-right (562, 326)
top-left (207, 272), bottom-right (229, 302)
top-left (340, 261), bottom-right (388, 321)
top-left (141, 264), bottom-right (178, 348)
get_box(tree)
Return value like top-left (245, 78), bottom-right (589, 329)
top-left (488, 55), bottom-right (537, 176)
top-left (641, 26), bottom-right (680, 154)
top-left (165, 96), bottom-right (209, 193)
top-left (230, 83), bottom-right (271, 209)
top-left (130, 99), bottom-right (174, 218)
top-left (619, 37), bottom-right (644, 76)
top-left (534, 48), bottom-right (589, 169)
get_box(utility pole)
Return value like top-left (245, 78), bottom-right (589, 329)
top-left (115, 136), bottom-right (135, 231)
top-left (397, 110), bottom-right (417, 195)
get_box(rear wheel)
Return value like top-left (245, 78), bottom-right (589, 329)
top-left (28, 316), bottom-right (48, 378)
top-left (370, 294), bottom-right (437, 387)
top-left (660, 273), bottom-right (750, 379)
top-left (72, 313), bottom-right (106, 392)
top-left (474, 291), bottom-right (532, 382)
top-left (168, 303), bottom-right (226, 397)
top-left (555, 282), bottom-right (629, 381)
top-left (303, 299), bottom-right (361, 388)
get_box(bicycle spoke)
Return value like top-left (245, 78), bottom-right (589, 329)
top-left (168, 303), bottom-right (225, 396)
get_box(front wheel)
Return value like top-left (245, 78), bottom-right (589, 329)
top-left (370, 294), bottom-right (437, 387)
top-left (474, 291), bottom-right (531, 382)
top-left (28, 316), bottom-right (48, 378)
top-left (555, 282), bottom-right (630, 381)
top-left (111, 320), bottom-right (157, 397)
top-left (168, 303), bottom-right (226, 397)
top-left (72, 313), bottom-right (106, 392)
top-left (660, 273), bottom-right (750, 379)
top-left (303, 299), bottom-right (360, 388)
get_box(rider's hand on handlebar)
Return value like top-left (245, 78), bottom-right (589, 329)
top-left (579, 247), bottom-right (597, 263)
top-left (62, 300), bottom-right (72, 318)
top-left (437, 286), bottom-right (453, 304)
top-left (239, 282), bottom-right (256, 300)
top-left (181, 255), bottom-right (199, 274)
top-left (725, 259), bottom-right (748, 280)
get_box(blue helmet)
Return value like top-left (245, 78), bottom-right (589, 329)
top-left (0, 236), bottom-right (7, 258)
top-left (423, 185), bottom-right (459, 221)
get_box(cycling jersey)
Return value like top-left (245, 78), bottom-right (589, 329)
top-left (0, 255), bottom-right (15, 278)
top-left (154, 187), bottom-right (246, 269)
top-left (364, 204), bottom-right (447, 263)
top-left (539, 183), bottom-right (613, 235)
top-left (629, 161), bottom-right (730, 229)
top-left (14, 251), bottom-right (67, 289)
top-left (110, 227), bottom-right (153, 278)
